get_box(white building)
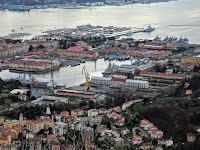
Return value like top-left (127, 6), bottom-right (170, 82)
top-left (88, 109), bottom-right (98, 117)
top-left (91, 76), bottom-right (111, 86)
top-left (91, 76), bottom-right (149, 89)
top-left (125, 79), bottom-right (149, 89)
top-left (117, 64), bottom-right (135, 74)
top-left (53, 122), bottom-right (67, 136)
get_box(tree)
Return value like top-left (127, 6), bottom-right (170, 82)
top-left (29, 45), bottom-right (33, 51)
top-left (88, 100), bottom-right (95, 109)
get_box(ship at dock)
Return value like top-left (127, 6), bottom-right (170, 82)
top-left (7, 5), bottom-right (30, 12)
top-left (144, 25), bottom-right (155, 32)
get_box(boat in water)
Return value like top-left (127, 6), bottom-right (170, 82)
top-left (7, 5), bottom-right (30, 12)
top-left (144, 25), bottom-right (155, 32)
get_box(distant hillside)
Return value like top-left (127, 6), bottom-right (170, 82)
top-left (0, 0), bottom-right (105, 5)
top-left (0, 0), bottom-right (69, 5)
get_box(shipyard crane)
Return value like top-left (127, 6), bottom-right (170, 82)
top-left (126, 51), bottom-right (133, 65)
top-left (57, 49), bottom-right (62, 62)
top-left (82, 65), bottom-right (90, 90)
top-left (50, 53), bottom-right (55, 90)
top-left (31, 76), bottom-right (35, 87)
top-left (105, 62), bottom-right (114, 78)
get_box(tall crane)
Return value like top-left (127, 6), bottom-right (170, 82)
top-left (126, 51), bottom-right (133, 65)
top-left (105, 62), bottom-right (114, 78)
top-left (82, 65), bottom-right (90, 90)
top-left (50, 53), bottom-right (55, 90)
top-left (57, 49), bottom-right (62, 62)
top-left (31, 76), bottom-right (35, 87)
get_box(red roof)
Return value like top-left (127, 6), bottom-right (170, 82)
top-left (132, 135), bottom-right (142, 141)
top-left (33, 120), bottom-right (43, 124)
top-left (117, 120), bottom-right (125, 124)
top-left (26, 120), bottom-right (33, 125)
top-left (103, 47), bottom-right (118, 52)
top-left (110, 78), bottom-right (126, 82)
top-left (48, 134), bottom-right (57, 140)
top-left (57, 49), bottom-right (95, 54)
top-left (21, 51), bottom-right (43, 57)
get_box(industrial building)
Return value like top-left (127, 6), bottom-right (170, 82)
top-left (125, 79), bottom-right (149, 89)
top-left (117, 64), bottom-right (135, 74)
top-left (140, 72), bottom-right (187, 80)
top-left (56, 49), bottom-right (99, 58)
top-left (181, 57), bottom-right (200, 65)
top-left (2, 58), bottom-right (60, 71)
top-left (91, 76), bottom-right (149, 89)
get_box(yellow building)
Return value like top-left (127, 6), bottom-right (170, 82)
top-left (0, 135), bottom-right (12, 145)
top-left (140, 72), bottom-right (187, 80)
top-left (0, 116), bottom-right (4, 125)
top-left (43, 119), bottom-right (55, 130)
top-left (4, 120), bottom-right (19, 129)
top-left (138, 43), bottom-right (144, 48)
top-left (40, 115), bottom-right (50, 120)
top-left (113, 106), bottom-right (120, 112)
top-left (181, 57), bottom-right (200, 65)
top-left (2, 59), bottom-right (60, 71)
top-left (71, 109), bottom-right (84, 117)
top-left (57, 49), bottom-right (99, 58)
top-left (26, 120), bottom-right (44, 134)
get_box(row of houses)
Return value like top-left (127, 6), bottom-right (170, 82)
top-left (0, 38), bottom-right (59, 58)
top-left (140, 119), bottom-right (163, 139)
top-left (0, 39), bottom-right (29, 58)
top-left (2, 58), bottom-right (60, 71)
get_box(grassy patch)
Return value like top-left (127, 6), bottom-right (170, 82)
top-left (2, 89), bottom-right (9, 93)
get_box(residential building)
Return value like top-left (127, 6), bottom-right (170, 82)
top-left (132, 135), bottom-right (142, 144)
top-left (0, 116), bottom-right (4, 125)
top-left (43, 119), bottom-right (55, 130)
top-left (88, 117), bottom-right (102, 126)
top-left (4, 120), bottom-right (19, 129)
top-left (88, 109), bottom-right (98, 117)
top-left (26, 120), bottom-right (44, 134)
top-left (53, 122), bottom-right (67, 136)
top-left (71, 109), bottom-right (84, 117)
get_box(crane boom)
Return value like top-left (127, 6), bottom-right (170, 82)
top-left (126, 51), bottom-right (133, 65)
top-left (105, 62), bottom-right (114, 78)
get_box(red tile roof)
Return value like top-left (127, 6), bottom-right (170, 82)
top-left (132, 135), bottom-right (142, 141)
top-left (110, 78), bottom-right (126, 82)
top-left (57, 49), bottom-right (95, 55)
top-left (103, 47), bottom-right (118, 52)
top-left (33, 120), bottom-right (43, 124)
top-left (48, 134), bottom-right (57, 140)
